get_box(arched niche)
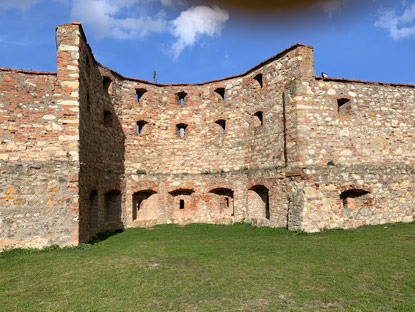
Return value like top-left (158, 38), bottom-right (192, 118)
top-left (132, 190), bottom-right (159, 221)
top-left (248, 185), bottom-right (270, 220)
top-left (168, 189), bottom-right (195, 212)
top-left (208, 187), bottom-right (234, 216)
top-left (105, 190), bottom-right (121, 222)
top-left (340, 189), bottom-right (372, 222)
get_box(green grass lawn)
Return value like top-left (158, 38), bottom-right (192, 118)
top-left (1, 223), bottom-right (414, 311)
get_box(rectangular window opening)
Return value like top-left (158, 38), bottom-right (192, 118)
top-left (215, 119), bottom-right (226, 133)
top-left (177, 91), bottom-right (187, 106)
top-left (103, 77), bottom-right (112, 92)
top-left (176, 123), bottom-right (188, 138)
top-left (254, 111), bottom-right (263, 127)
top-left (136, 88), bottom-right (147, 102)
top-left (179, 199), bottom-right (185, 209)
top-left (136, 120), bottom-right (148, 134)
top-left (214, 87), bottom-right (226, 100)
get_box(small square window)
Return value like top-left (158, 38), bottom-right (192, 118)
top-left (214, 87), bottom-right (225, 100)
top-left (176, 124), bottom-right (188, 138)
top-left (136, 120), bottom-right (148, 134)
top-left (136, 88), bottom-right (147, 102)
top-left (103, 77), bottom-right (112, 92)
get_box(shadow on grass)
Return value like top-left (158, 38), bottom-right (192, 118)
top-left (0, 229), bottom-right (125, 257)
top-left (88, 229), bottom-right (124, 245)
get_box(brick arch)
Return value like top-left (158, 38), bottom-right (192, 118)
top-left (168, 188), bottom-right (197, 217)
top-left (168, 188), bottom-right (195, 196)
top-left (131, 184), bottom-right (160, 195)
top-left (247, 180), bottom-right (272, 191)
top-left (132, 189), bottom-right (159, 221)
top-left (207, 187), bottom-right (234, 217)
top-left (204, 179), bottom-right (234, 193)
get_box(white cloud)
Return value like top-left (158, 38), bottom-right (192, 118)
top-left (71, 0), bottom-right (167, 39)
top-left (0, 0), bottom-right (37, 9)
top-left (170, 5), bottom-right (229, 59)
top-left (374, 2), bottom-right (415, 40)
top-left (71, 1), bottom-right (228, 58)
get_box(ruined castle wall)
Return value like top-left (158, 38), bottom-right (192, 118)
top-left (0, 22), bottom-right (83, 250)
top-left (76, 29), bottom-right (125, 242)
top-left (295, 79), bottom-right (415, 166)
top-left (5, 20), bottom-right (414, 248)
top-left (290, 165), bottom-right (415, 232)
top-left (117, 45), bottom-right (313, 227)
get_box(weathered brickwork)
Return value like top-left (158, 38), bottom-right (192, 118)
top-left (0, 22), bottom-right (414, 250)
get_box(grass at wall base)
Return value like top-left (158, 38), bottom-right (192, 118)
top-left (1, 222), bottom-right (414, 311)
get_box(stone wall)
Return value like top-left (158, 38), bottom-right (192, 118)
top-left (123, 169), bottom-right (290, 228)
top-left (0, 23), bottom-right (83, 250)
top-left (1, 22), bottom-right (414, 250)
top-left (0, 160), bottom-right (77, 249)
top-left (76, 25), bottom-right (125, 242)
top-left (119, 47), bottom-right (305, 175)
top-left (294, 78), bottom-right (415, 166)
top-left (116, 44), bottom-right (313, 229)
top-left (289, 164), bottom-right (415, 232)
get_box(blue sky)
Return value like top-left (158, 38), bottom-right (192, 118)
top-left (0, 0), bottom-right (414, 84)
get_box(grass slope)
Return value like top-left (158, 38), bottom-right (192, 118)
top-left (1, 223), bottom-right (415, 311)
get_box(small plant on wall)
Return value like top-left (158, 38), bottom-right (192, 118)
top-left (136, 169), bottom-right (147, 175)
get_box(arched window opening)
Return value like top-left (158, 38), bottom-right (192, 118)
top-left (132, 190), bottom-right (157, 220)
top-left (104, 110), bottom-right (112, 127)
top-left (249, 185), bottom-right (270, 220)
top-left (340, 189), bottom-right (370, 212)
top-left (103, 76), bottom-right (112, 92)
top-left (337, 98), bottom-right (351, 114)
top-left (215, 119), bottom-right (226, 133)
top-left (254, 111), bottom-right (263, 127)
top-left (177, 91), bottom-right (187, 106)
top-left (176, 123), bottom-right (188, 138)
top-left (169, 189), bottom-right (194, 211)
top-left (89, 190), bottom-right (98, 229)
top-left (105, 190), bottom-right (121, 222)
top-left (136, 120), bottom-right (148, 134)
top-left (136, 88), bottom-right (147, 102)
top-left (253, 73), bottom-right (263, 88)
top-left (208, 187), bottom-right (234, 216)
top-left (214, 87), bottom-right (225, 100)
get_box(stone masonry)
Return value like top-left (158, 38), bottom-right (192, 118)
top-left (0, 23), bottom-right (414, 250)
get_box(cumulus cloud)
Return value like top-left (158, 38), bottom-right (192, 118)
top-left (374, 2), bottom-right (415, 40)
top-left (71, 1), bottom-right (229, 58)
top-left (71, 0), bottom-right (167, 39)
top-left (170, 5), bottom-right (229, 59)
top-left (0, 0), bottom-right (37, 9)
